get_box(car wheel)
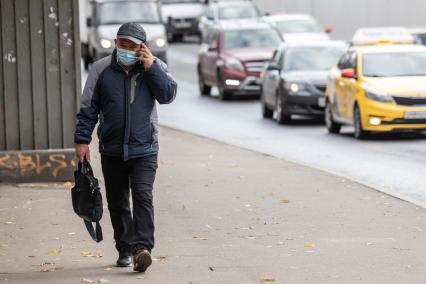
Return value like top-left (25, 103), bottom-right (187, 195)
top-left (261, 91), bottom-right (273, 119)
top-left (325, 101), bottom-right (341, 134)
top-left (275, 93), bottom-right (291, 124)
top-left (218, 73), bottom-right (232, 101)
top-left (354, 104), bottom-right (369, 139)
top-left (198, 67), bottom-right (211, 96)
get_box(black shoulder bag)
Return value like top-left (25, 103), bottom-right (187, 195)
top-left (71, 161), bottom-right (103, 242)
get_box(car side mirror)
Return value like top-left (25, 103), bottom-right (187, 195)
top-left (207, 15), bottom-right (214, 21)
top-left (267, 64), bottom-right (281, 71)
top-left (86, 17), bottom-right (92, 27)
top-left (208, 45), bottom-right (218, 52)
top-left (264, 12), bottom-right (271, 16)
top-left (324, 27), bottom-right (332, 34)
top-left (341, 68), bottom-right (355, 79)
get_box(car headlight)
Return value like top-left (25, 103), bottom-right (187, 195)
top-left (285, 82), bottom-right (306, 94)
top-left (364, 90), bottom-right (394, 103)
top-left (225, 58), bottom-right (244, 72)
top-left (154, 37), bottom-right (167, 48)
top-left (100, 38), bottom-right (113, 49)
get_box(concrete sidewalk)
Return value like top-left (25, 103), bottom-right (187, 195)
top-left (1, 127), bottom-right (426, 283)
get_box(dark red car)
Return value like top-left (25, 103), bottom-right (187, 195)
top-left (197, 21), bottom-right (282, 100)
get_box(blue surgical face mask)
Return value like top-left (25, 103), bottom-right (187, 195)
top-left (116, 48), bottom-right (138, 66)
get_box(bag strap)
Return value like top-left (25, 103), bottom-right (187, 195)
top-left (83, 219), bottom-right (103, 243)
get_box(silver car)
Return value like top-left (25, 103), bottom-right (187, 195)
top-left (82, 0), bottom-right (168, 69)
top-left (160, 0), bottom-right (206, 42)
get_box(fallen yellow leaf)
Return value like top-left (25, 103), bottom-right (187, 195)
top-left (48, 249), bottom-right (58, 255)
top-left (304, 242), bottom-right (315, 248)
top-left (63, 181), bottom-right (73, 190)
top-left (280, 199), bottom-right (290, 204)
top-left (261, 276), bottom-right (276, 282)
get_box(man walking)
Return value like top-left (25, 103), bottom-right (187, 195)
top-left (74, 22), bottom-right (177, 272)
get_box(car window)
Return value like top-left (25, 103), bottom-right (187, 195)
top-left (338, 52), bottom-right (351, 69)
top-left (223, 29), bottom-right (282, 49)
top-left (206, 6), bottom-right (215, 19)
top-left (218, 4), bottom-right (260, 20)
top-left (283, 46), bottom-right (346, 71)
top-left (271, 49), bottom-right (281, 63)
top-left (97, 1), bottom-right (160, 25)
top-left (204, 29), bottom-right (219, 46)
top-left (210, 30), bottom-right (219, 47)
top-left (274, 19), bottom-right (322, 34)
top-left (271, 48), bottom-right (283, 66)
top-left (348, 52), bottom-right (357, 71)
top-left (415, 33), bottom-right (426, 45)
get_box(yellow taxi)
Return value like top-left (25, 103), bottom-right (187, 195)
top-left (325, 27), bottom-right (426, 139)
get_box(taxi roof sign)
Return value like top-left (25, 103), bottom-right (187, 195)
top-left (352, 27), bottom-right (415, 46)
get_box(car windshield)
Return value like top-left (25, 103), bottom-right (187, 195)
top-left (219, 5), bottom-right (260, 20)
top-left (284, 46), bottom-right (346, 71)
top-left (363, 52), bottom-right (426, 77)
top-left (223, 29), bottom-right (282, 49)
top-left (97, 2), bottom-right (160, 25)
top-left (274, 19), bottom-right (322, 34)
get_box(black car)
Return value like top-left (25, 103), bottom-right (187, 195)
top-left (260, 41), bottom-right (347, 124)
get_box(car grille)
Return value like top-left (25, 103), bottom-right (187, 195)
top-left (171, 17), bottom-right (196, 24)
top-left (245, 61), bottom-right (267, 73)
top-left (392, 96), bottom-right (426, 106)
top-left (382, 118), bottom-right (426, 125)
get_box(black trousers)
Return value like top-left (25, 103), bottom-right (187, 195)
top-left (101, 154), bottom-right (158, 254)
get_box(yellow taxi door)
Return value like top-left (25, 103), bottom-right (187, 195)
top-left (341, 52), bottom-right (359, 123)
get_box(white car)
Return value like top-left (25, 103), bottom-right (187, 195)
top-left (83, 0), bottom-right (168, 69)
top-left (160, 0), bottom-right (207, 42)
top-left (198, 0), bottom-right (262, 41)
top-left (263, 14), bottom-right (331, 43)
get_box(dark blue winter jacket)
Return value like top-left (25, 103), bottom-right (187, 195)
top-left (74, 50), bottom-right (177, 160)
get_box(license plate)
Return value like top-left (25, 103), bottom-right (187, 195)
top-left (318, 97), bottom-right (326, 107)
top-left (174, 22), bottom-right (191, 29)
top-left (404, 111), bottom-right (426, 119)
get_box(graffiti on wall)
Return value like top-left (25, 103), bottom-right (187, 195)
top-left (0, 151), bottom-right (77, 179)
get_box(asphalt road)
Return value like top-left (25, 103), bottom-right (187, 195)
top-left (80, 42), bottom-right (426, 206)
top-left (158, 42), bottom-right (426, 206)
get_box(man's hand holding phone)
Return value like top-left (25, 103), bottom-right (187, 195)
top-left (137, 43), bottom-right (155, 70)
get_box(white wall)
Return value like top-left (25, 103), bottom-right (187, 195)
top-left (254, 0), bottom-right (426, 40)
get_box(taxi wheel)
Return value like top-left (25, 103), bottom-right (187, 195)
top-left (275, 93), bottom-right (291, 124)
top-left (261, 91), bottom-right (273, 119)
top-left (198, 67), bottom-right (211, 96)
top-left (325, 101), bottom-right (341, 134)
top-left (354, 105), bottom-right (369, 140)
